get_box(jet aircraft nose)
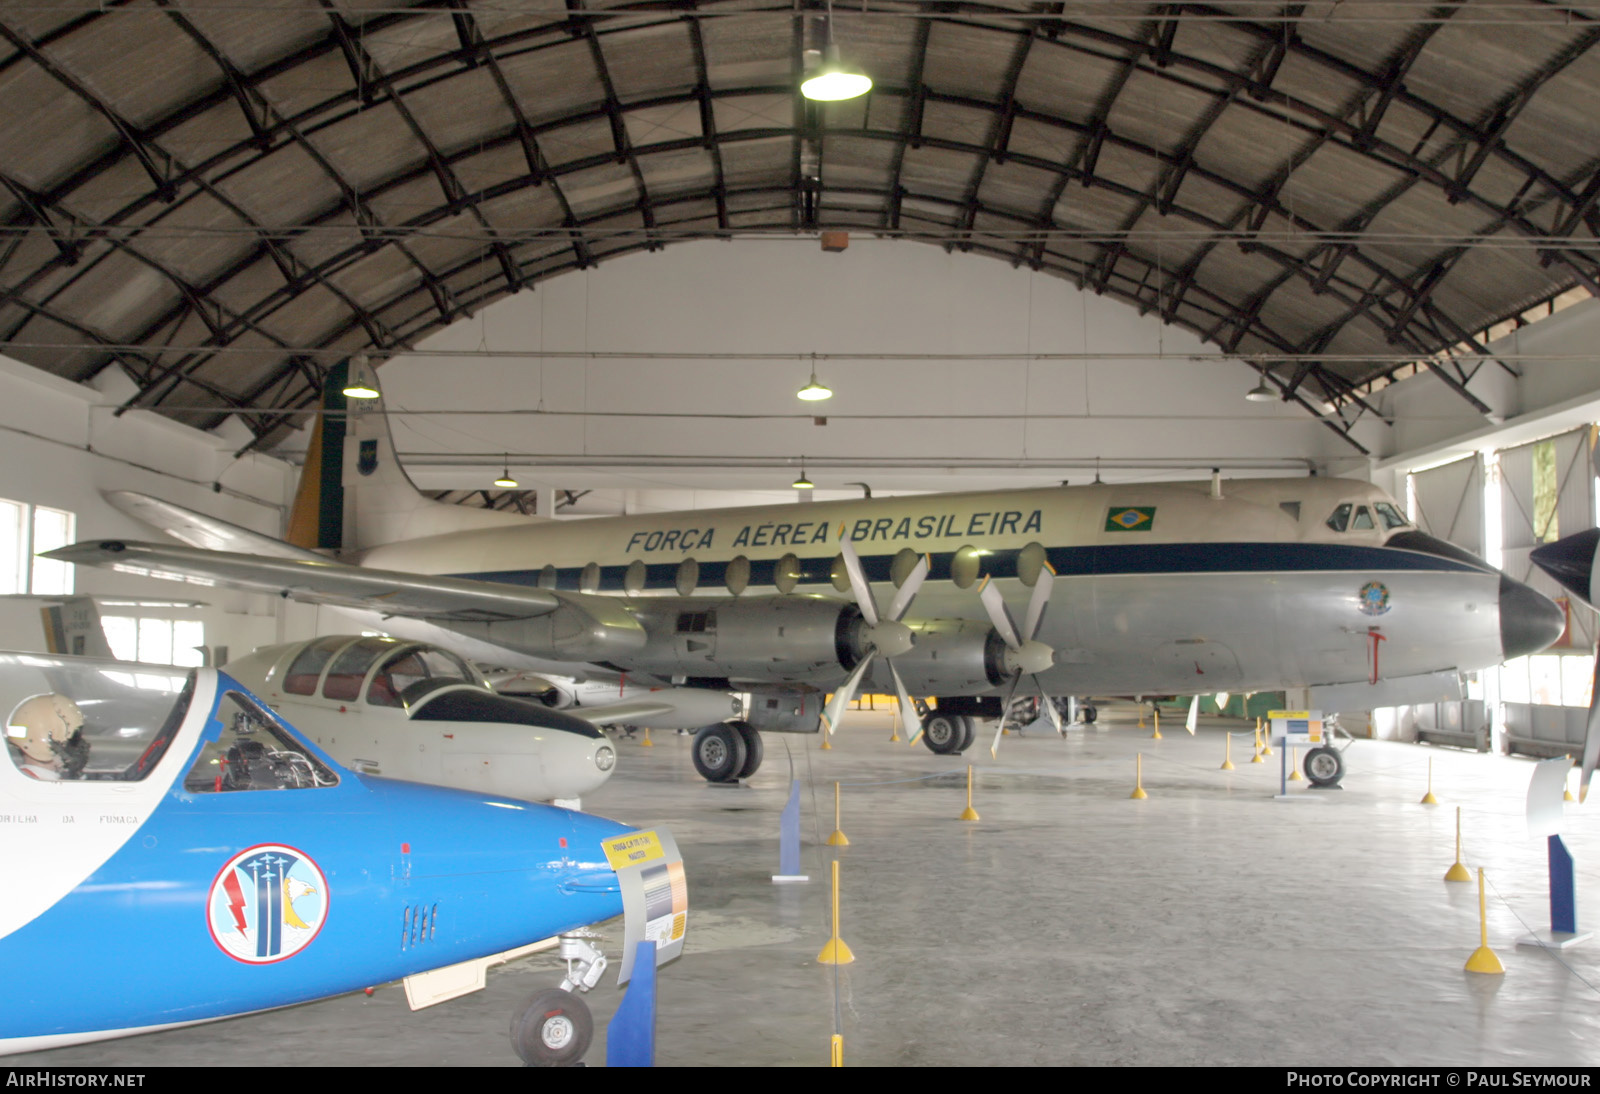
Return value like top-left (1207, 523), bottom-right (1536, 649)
top-left (1529, 527), bottom-right (1600, 607)
top-left (1499, 574), bottom-right (1565, 660)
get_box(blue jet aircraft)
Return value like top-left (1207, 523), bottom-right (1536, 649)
top-left (0, 651), bottom-right (682, 1065)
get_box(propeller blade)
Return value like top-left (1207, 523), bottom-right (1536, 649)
top-left (1185, 694), bottom-right (1199, 735)
top-left (886, 660), bottom-right (922, 745)
top-left (1021, 563), bottom-right (1055, 640)
top-left (1035, 678), bottom-right (1065, 736)
top-left (820, 653), bottom-right (875, 737)
top-left (884, 553), bottom-right (930, 623)
top-left (978, 576), bottom-right (1022, 650)
top-left (837, 538), bottom-right (879, 628)
top-left (1582, 648), bottom-right (1600, 803)
top-left (991, 672), bottom-right (1023, 759)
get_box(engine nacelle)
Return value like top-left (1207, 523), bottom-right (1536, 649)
top-left (622, 597), bottom-right (857, 684)
top-left (872, 619), bottom-right (1004, 695)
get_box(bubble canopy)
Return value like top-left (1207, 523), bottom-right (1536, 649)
top-left (0, 653), bottom-right (196, 782)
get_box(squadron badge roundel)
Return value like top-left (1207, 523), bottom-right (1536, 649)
top-left (207, 844), bottom-right (329, 964)
top-left (1357, 581), bottom-right (1392, 617)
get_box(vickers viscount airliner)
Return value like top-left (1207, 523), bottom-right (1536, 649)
top-left (48, 360), bottom-right (1567, 786)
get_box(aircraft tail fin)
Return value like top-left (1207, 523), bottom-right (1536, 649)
top-left (287, 358), bottom-right (539, 553)
top-left (39, 597), bottom-right (114, 659)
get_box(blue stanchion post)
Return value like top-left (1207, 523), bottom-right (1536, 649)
top-left (606, 939), bottom-right (658, 1067)
top-left (1550, 834), bottom-right (1577, 936)
top-left (773, 779), bottom-right (808, 881)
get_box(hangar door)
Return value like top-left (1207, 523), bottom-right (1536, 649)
top-left (1496, 428), bottom-right (1597, 759)
top-left (1408, 456), bottom-right (1483, 557)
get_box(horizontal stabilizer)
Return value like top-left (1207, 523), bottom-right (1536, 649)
top-left (106, 490), bottom-right (323, 560)
top-left (45, 539), bottom-right (561, 623)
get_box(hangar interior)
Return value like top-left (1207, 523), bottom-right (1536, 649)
top-left (4, 0), bottom-right (1600, 1067)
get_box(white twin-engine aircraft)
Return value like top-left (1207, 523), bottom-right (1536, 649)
top-left (48, 363), bottom-right (1565, 786)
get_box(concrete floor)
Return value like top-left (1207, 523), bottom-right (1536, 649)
top-left (13, 706), bottom-right (1600, 1067)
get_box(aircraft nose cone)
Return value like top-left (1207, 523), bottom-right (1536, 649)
top-left (1530, 527), bottom-right (1600, 606)
top-left (1499, 574), bottom-right (1565, 660)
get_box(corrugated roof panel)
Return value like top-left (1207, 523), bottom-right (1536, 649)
top-left (47, 14), bottom-right (216, 131)
top-left (599, 21), bottom-right (698, 102)
top-left (700, 13), bottom-right (792, 92)
top-left (898, 144), bottom-right (983, 203)
top-left (495, 40), bottom-right (604, 128)
top-left (921, 23), bottom-right (1020, 104)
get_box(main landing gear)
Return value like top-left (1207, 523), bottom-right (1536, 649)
top-left (920, 712), bottom-right (974, 755)
top-left (691, 720), bottom-right (763, 783)
top-left (510, 933), bottom-right (607, 1066)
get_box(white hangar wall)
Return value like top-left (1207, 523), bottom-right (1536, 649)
top-left (0, 355), bottom-right (297, 657)
top-left (360, 238), bottom-right (1385, 510)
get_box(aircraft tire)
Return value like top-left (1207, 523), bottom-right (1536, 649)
top-left (731, 720), bottom-right (763, 779)
top-left (1081, 705), bottom-right (1098, 724)
top-left (921, 713), bottom-right (966, 755)
top-left (956, 715), bottom-right (975, 753)
top-left (1303, 745), bottom-right (1344, 788)
top-left (692, 723), bottom-right (748, 783)
top-left (511, 988), bottom-right (593, 1066)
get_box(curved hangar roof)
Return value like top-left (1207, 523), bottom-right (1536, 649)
top-left (1, 2), bottom-right (1598, 447)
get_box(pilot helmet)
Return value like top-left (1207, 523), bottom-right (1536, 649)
top-left (6, 692), bottom-right (86, 765)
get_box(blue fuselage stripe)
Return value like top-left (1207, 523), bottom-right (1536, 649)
top-left (452, 541), bottom-right (1487, 594)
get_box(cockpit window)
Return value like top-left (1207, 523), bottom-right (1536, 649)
top-left (183, 691), bottom-right (337, 793)
top-left (1325, 503), bottom-right (1352, 533)
top-left (1373, 502), bottom-right (1410, 530)
top-left (1351, 506), bottom-right (1375, 531)
top-left (321, 636), bottom-right (401, 702)
top-left (369, 646), bottom-right (478, 709)
top-left (283, 636), bottom-right (350, 696)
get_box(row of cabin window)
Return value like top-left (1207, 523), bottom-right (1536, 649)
top-left (531, 543), bottom-right (1057, 597)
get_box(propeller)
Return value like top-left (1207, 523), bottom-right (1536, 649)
top-left (977, 565), bottom-right (1061, 758)
top-left (819, 539), bottom-right (929, 744)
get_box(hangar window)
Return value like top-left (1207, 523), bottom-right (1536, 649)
top-left (101, 615), bottom-right (205, 667)
top-left (283, 636), bottom-right (350, 695)
top-left (0, 498), bottom-right (74, 595)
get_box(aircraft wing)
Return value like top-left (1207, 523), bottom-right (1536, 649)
top-left (46, 539), bottom-right (562, 623)
top-left (105, 490), bottom-right (324, 560)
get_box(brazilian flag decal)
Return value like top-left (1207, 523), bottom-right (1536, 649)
top-left (1105, 506), bottom-right (1156, 532)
